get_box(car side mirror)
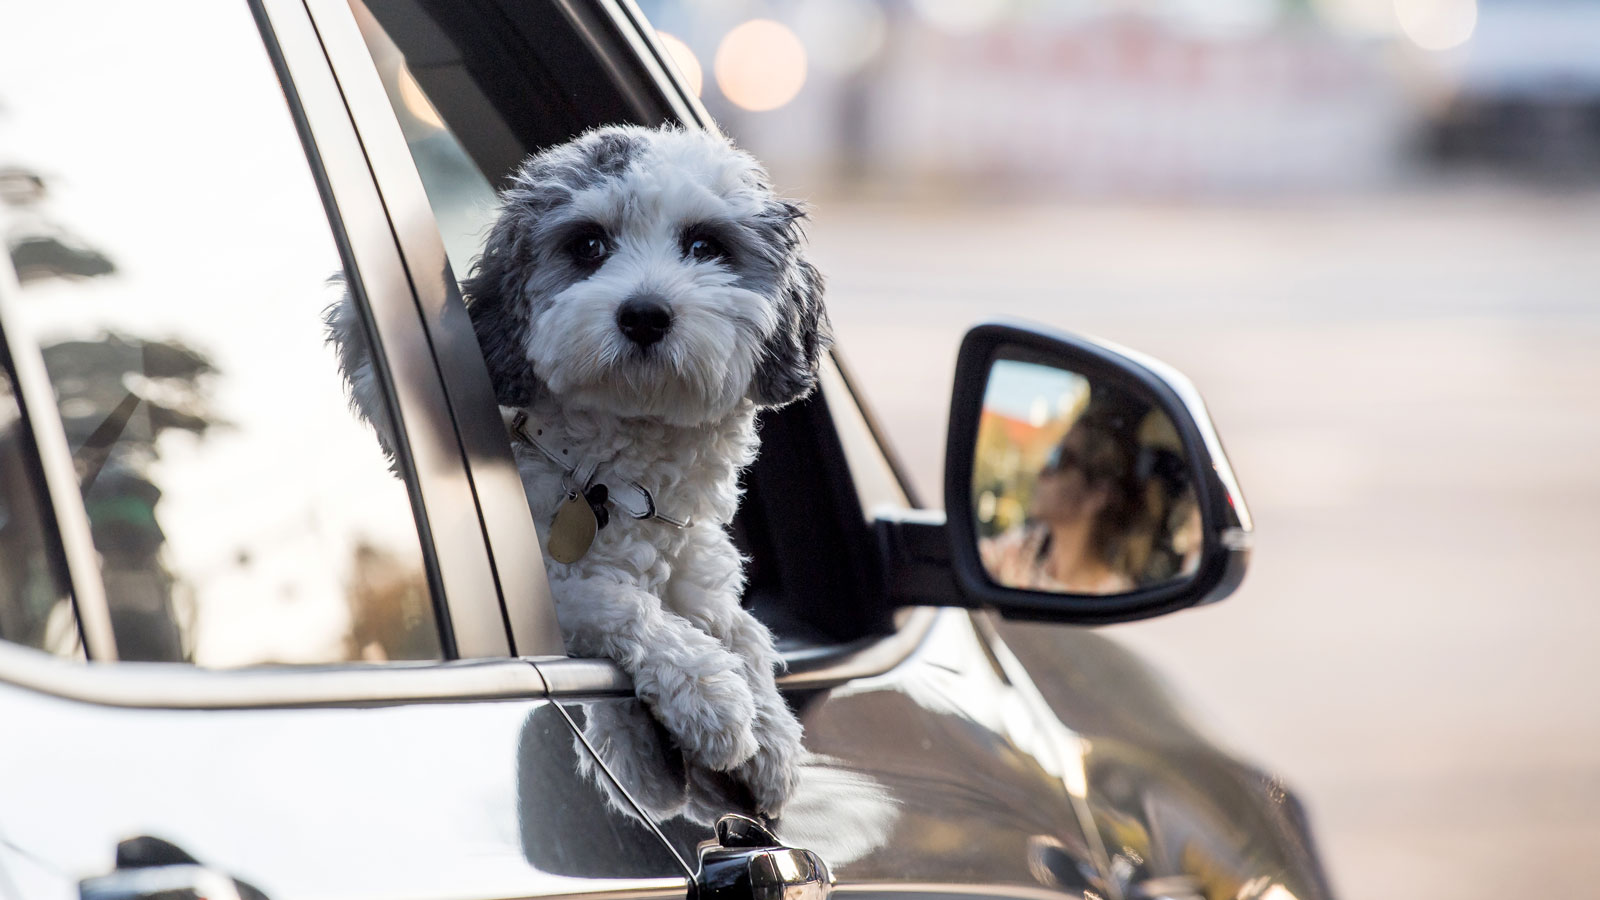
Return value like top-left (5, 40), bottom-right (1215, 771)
top-left (947, 320), bottom-right (1251, 623)
top-left (876, 321), bottom-right (1251, 625)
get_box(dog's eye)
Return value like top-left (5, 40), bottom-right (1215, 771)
top-left (684, 234), bottom-right (728, 263)
top-left (567, 233), bottom-right (609, 266)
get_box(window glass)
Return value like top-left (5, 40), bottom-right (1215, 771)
top-left (0, 0), bottom-right (442, 665)
top-left (349, 0), bottom-right (501, 282)
top-left (0, 357), bottom-right (77, 658)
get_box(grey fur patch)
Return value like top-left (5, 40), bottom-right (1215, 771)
top-left (748, 201), bottom-right (831, 408)
top-left (508, 128), bottom-right (648, 211)
top-left (588, 131), bottom-right (644, 178)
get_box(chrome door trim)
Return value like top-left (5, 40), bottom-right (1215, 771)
top-left (256, 0), bottom-right (511, 657)
top-left (0, 638), bottom-right (546, 709)
top-left (531, 606), bottom-right (942, 697)
top-left (298, 0), bottom-right (564, 657)
top-left (538, 880), bottom-right (688, 900)
top-left (529, 656), bottom-right (635, 698)
top-left (834, 884), bottom-right (1079, 900)
top-left (0, 255), bottom-right (115, 660)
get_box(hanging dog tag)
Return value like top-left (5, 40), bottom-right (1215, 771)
top-left (548, 492), bottom-right (598, 564)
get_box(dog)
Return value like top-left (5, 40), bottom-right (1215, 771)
top-left (331, 124), bottom-right (827, 818)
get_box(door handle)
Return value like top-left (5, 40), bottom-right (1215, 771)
top-left (696, 815), bottom-right (833, 900)
top-left (79, 837), bottom-right (268, 900)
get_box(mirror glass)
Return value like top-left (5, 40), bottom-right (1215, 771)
top-left (973, 357), bottom-right (1202, 596)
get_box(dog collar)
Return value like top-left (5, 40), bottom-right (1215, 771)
top-left (503, 409), bottom-right (693, 529)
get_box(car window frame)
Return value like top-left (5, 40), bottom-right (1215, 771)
top-left (0, 0), bottom-right (522, 677)
top-left (302, 0), bottom-right (563, 658)
top-left (263, 0), bottom-right (519, 661)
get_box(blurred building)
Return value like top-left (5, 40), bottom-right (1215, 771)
top-left (639, 0), bottom-right (1600, 197)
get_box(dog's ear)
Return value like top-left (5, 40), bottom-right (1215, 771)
top-left (463, 208), bottom-right (545, 409)
top-left (752, 202), bottom-right (832, 408)
top-left (323, 277), bottom-right (399, 468)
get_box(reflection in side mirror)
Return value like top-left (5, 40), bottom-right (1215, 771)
top-left (974, 359), bottom-right (1200, 596)
top-left (934, 321), bottom-right (1252, 625)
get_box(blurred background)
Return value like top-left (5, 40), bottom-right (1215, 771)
top-left (634, 1), bottom-right (1600, 897)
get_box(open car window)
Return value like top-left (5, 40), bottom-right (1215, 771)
top-left (344, 0), bottom-right (907, 651)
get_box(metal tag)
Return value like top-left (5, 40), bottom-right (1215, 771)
top-left (547, 492), bottom-right (597, 564)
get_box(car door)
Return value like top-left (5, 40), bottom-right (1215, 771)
top-left (313, 2), bottom-right (1120, 899)
top-left (0, 2), bottom-right (689, 899)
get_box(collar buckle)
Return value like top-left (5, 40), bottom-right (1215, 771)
top-left (506, 409), bottom-right (692, 529)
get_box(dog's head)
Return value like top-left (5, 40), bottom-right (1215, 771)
top-left (464, 125), bottom-right (830, 426)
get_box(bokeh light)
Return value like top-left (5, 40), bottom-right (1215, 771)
top-left (793, 0), bottom-right (887, 76)
top-left (655, 30), bottom-right (703, 96)
top-left (714, 19), bottom-right (807, 112)
top-left (1394, 0), bottom-right (1477, 50)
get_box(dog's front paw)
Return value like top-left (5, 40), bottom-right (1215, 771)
top-left (655, 662), bottom-right (760, 771)
top-left (584, 699), bottom-right (688, 818)
top-left (686, 669), bottom-right (760, 770)
top-left (734, 710), bottom-right (804, 818)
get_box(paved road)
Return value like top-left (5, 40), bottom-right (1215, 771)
top-left (806, 184), bottom-right (1600, 900)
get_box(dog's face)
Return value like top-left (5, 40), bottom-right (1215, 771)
top-left (464, 126), bottom-right (829, 426)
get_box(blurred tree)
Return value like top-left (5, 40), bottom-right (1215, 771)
top-left (41, 335), bottom-right (221, 662)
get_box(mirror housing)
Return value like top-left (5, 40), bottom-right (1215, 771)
top-left (877, 321), bottom-right (1250, 625)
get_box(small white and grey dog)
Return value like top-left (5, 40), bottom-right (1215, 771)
top-left (332, 124), bottom-right (827, 817)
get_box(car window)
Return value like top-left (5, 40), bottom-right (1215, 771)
top-left (0, 0), bottom-right (443, 666)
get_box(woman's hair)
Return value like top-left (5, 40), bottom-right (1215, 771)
top-left (1065, 411), bottom-right (1142, 571)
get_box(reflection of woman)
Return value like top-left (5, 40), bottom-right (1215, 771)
top-left (981, 414), bottom-right (1139, 594)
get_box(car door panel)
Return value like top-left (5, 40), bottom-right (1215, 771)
top-left (991, 621), bottom-right (1337, 900)
top-left (0, 672), bottom-right (685, 900)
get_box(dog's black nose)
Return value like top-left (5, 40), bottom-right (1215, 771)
top-left (617, 297), bottom-right (673, 348)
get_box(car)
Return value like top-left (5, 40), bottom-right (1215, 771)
top-left (1421, 0), bottom-right (1600, 169)
top-left (0, 2), bottom-right (1333, 900)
